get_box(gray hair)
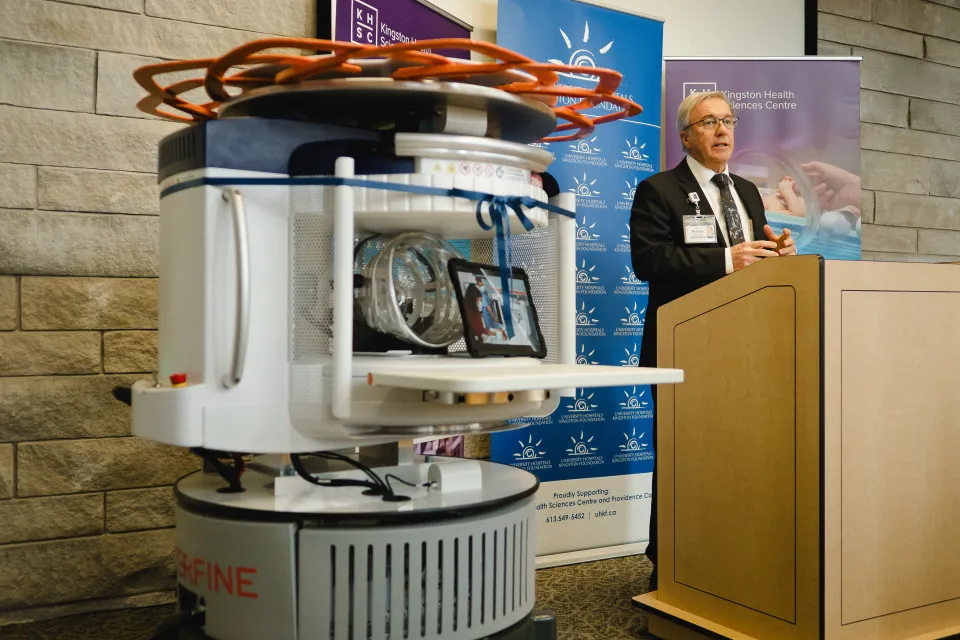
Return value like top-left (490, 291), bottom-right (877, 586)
top-left (676, 90), bottom-right (733, 134)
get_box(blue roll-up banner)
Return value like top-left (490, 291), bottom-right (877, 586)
top-left (490, 0), bottom-right (664, 559)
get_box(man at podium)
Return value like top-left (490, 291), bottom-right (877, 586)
top-left (629, 90), bottom-right (797, 589)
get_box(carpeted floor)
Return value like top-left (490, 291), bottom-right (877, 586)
top-left (3, 556), bottom-right (655, 639)
top-left (536, 554), bottom-right (655, 639)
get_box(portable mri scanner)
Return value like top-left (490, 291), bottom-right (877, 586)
top-left (124, 36), bottom-right (683, 640)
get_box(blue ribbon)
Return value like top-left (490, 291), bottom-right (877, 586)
top-left (160, 176), bottom-right (573, 340)
top-left (473, 195), bottom-right (539, 338)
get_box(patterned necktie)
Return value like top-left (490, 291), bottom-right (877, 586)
top-left (711, 173), bottom-right (745, 246)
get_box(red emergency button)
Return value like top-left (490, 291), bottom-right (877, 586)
top-left (170, 373), bottom-right (187, 387)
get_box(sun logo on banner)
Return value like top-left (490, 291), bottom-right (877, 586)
top-left (621, 302), bottom-right (645, 326)
top-left (576, 344), bottom-right (599, 365)
top-left (621, 177), bottom-right (640, 202)
top-left (566, 431), bottom-right (599, 456)
top-left (621, 223), bottom-right (631, 242)
top-left (566, 388), bottom-right (599, 413)
top-left (549, 21), bottom-right (614, 80)
top-left (621, 265), bottom-right (642, 285)
top-left (569, 135), bottom-right (602, 155)
top-left (576, 301), bottom-right (600, 326)
top-left (620, 344), bottom-right (641, 367)
top-left (619, 386), bottom-right (649, 409)
top-left (576, 215), bottom-right (600, 241)
top-left (576, 259), bottom-right (600, 283)
top-left (619, 427), bottom-right (648, 451)
top-left (514, 434), bottom-right (546, 460)
top-left (622, 137), bottom-right (649, 160)
top-left (570, 173), bottom-right (601, 198)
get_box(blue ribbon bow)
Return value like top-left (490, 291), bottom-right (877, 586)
top-left (472, 194), bottom-right (539, 339)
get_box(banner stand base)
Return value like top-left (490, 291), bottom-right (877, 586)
top-left (535, 541), bottom-right (648, 569)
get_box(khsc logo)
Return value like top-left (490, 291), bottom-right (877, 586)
top-left (620, 343), bottom-right (641, 367)
top-left (683, 82), bottom-right (717, 97)
top-left (576, 344), bottom-right (599, 365)
top-left (566, 388), bottom-right (599, 413)
top-left (566, 431), bottom-right (599, 456)
top-left (513, 434), bottom-right (546, 461)
top-left (570, 173), bottom-right (602, 198)
top-left (576, 259), bottom-right (600, 283)
top-left (620, 302), bottom-right (645, 326)
top-left (576, 215), bottom-right (600, 241)
top-left (619, 426), bottom-right (648, 451)
top-left (350, 0), bottom-right (378, 45)
top-left (548, 22), bottom-right (614, 81)
top-left (621, 223), bottom-right (631, 243)
top-left (621, 177), bottom-right (639, 202)
top-left (619, 386), bottom-right (649, 410)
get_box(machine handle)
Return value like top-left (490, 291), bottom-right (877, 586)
top-left (222, 188), bottom-right (250, 388)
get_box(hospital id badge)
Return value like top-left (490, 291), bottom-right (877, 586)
top-left (683, 215), bottom-right (717, 244)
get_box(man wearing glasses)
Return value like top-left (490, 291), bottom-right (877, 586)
top-left (629, 90), bottom-right (797, 590)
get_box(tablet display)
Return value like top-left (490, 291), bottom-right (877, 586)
top-left (448, 258), bottom-right (547, 358)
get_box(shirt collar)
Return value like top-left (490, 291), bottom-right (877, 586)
top-left (685, 154), bottom-right (730, 188)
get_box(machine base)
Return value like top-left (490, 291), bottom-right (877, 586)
top-left (170, 460), bottom-right (541, 640)
top-left (153, 609), bottom-right (558, 640)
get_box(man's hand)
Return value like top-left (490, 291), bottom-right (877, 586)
top-left (730, 240), bottom-right (779, 271)
top-left (764, 225), bottom-right (797, 256)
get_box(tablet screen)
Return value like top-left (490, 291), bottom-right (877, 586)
top-left (449, 259), bottom-right (547, 358)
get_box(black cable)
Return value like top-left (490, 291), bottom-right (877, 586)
top-left (384, 473), bottom-right (431, 495)
top-left (311, 451), bottom-right (390, 493)
top-left (384, 473), bottom-right (419, 487)
top-left (289, 454), bottom-right (381, 491)
top-left (191, 448), bottom-right (245, 494)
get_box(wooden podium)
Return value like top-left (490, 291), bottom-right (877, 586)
top-left (634, 256), bottom-right (960, 640)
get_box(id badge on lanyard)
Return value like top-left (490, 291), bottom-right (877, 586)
top-left (682, 192), bottom-right (717, 244)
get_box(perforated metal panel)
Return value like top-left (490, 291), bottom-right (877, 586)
top-left (292, 186), bottom-right (335, 361)
top-left (504, 223), bottom-right (560, 365)
top-left (298, 498), bottom-right (536, 640)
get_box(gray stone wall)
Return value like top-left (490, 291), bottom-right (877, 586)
top-left (819, 0), bottom-right (960, 261)
top-left (0, 0), bottom-right (314, 625)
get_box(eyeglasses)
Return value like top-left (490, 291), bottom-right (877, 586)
top-left (684, 116), bottom-right (739, 131)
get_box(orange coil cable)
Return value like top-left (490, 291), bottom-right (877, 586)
top-left (133, 37), bottom-right (642, 141)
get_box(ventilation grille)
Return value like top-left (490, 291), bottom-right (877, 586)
top-left (158, 126), bottom-right (201, 171)
top-left (298, 508), bottom-right (535, 640)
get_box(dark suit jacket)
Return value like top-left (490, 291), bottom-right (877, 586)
top-left (629, 157), bottom-right (768, 368)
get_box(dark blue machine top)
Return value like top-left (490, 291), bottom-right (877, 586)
top-left (157, 118), bottom-right (413, 182)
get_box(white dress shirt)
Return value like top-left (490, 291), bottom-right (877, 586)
top-left (685, 154), bottom-right (754, 274)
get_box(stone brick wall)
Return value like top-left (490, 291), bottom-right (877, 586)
top-left (819, 0), bottom-right (960, 261)
top-left (0, 0), bottom-right (314, 625)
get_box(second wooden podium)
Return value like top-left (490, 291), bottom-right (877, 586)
top-left (634, 256), bottom-right (960, 640)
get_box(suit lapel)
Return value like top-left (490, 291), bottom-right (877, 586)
top-left (673, 158), bottom-right (725, 246)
